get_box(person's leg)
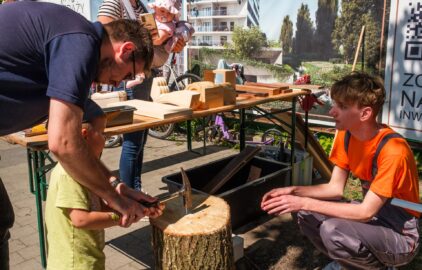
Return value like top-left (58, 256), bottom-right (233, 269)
top-left (0, 177), bottom-right (14, 270)
top-left (297, 210), bottom-right (331, 257)
top-left (120, 130), bottom-right (146, 190)
top-left (119, 77), bottom-right (153, 190)
top-left (319, 216), bottom-right (419, 270)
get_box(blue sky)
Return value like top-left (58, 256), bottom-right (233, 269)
top-left (260, 1), bottom-right (319, 41)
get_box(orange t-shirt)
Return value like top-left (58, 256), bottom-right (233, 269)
top-left (330, 126), bottom-right (420, 217)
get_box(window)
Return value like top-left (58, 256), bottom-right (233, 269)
top-left (230, 22), bottom-right (235, 31)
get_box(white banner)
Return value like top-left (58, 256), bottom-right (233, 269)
top-left (383, 0), bottom-right (422, 142)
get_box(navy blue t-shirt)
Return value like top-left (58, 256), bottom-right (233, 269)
top-left (0, 2), bottom-right (103, 136)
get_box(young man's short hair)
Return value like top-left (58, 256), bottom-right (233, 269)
top-left (330, 72), bottom-right (385, 116)
top-left (103, 19), bottom-right (154, 77)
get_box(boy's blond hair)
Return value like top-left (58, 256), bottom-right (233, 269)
top-left (330, 72), bottom-right (385, 116)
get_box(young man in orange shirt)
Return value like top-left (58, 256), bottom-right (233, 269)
top-left (261, 72), bottom-right (420, 270)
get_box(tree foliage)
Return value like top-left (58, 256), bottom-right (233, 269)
top-left (279, 16), bottom-right (293, 54)
top-left (314, 0), bottom-right (338, 59)
top-left (332, 0), bottom-right (386, 69)
top-left (293, 4), bottom-right (314, 55)
top-left (232, 26), bottom-right (267, 58)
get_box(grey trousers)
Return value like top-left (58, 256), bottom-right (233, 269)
top-left (297, 202), bottom-right (419, 270)
top-left (0, 177), bottom-right (14, 270)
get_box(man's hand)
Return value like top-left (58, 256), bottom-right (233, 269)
top-left (115, 183), bottom-right (163, 223)
top-left (261, 194), bottom-right (306, 215)
top-left (171, 38), bottom-right (186, 53)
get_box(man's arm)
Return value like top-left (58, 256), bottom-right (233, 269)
top-left (47, 99), bottom-right (145, 226)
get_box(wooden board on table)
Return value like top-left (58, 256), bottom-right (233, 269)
top-left (244, 81), bottom-right (291, 93)
top-left (155, 90), bottom-right (201, 109)
top-left (107, 100), bottom-right (192, 120)
top-left (202, 146), bottom-right (261, 194)
top-left (235, 84), bottom-right (284, 96)
top-left (288, 84), bottom-right (323, 91)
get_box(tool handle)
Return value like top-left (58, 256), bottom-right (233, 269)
top-left (139, 200), bottom-right (159, 208)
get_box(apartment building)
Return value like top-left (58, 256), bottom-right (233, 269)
top-left (186, 0), bottom-right (260, 48)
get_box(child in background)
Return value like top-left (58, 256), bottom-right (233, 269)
top-left (148, 0), bottom-right (194, 52)
top-left (45, 113), bottom-right (162, 270)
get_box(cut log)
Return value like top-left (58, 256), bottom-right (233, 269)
top-left (150, 194), bottom-right (234, 270)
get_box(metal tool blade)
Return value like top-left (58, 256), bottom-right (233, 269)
top-left (180, 167), bottom-right (192, 214)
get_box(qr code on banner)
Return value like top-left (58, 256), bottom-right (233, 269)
top-left (405, 2), bottom-right (422, 60)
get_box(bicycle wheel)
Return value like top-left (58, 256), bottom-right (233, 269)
top-left (169, 73), bottom-right (201, 91)
top-left (149, 73), bottom-right (201, 139)
top-left (261, 128), bottom-right (283, 147)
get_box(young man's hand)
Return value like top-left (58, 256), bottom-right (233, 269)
top-left (261, 194), bottom-right (307, 215)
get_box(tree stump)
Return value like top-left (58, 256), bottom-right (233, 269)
top-left (150, 194), bottom-right (234, 270)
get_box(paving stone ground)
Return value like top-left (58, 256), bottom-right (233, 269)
top-left (1, 137), bottom-right (246, 269)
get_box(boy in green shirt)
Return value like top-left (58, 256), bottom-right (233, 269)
top-left (45, 114), bottom-right (163, 270)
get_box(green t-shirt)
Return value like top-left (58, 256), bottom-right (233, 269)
top-left (45, 163), bottom-right (105, 270)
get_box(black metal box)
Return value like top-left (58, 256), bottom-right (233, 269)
top-left (162, 156), bottom-right (291, 229)
top-left (102, 105), bottom-right (136, 127)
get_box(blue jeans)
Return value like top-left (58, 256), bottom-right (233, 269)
top-left (0, 177), bottom-right (14, 270)
top-left (120, 130), bottom-right (148, 190)
top-left (119, 77), bottom-right (153, 190)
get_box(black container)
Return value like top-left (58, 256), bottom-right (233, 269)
top-left (162, 156), bottom-right (291, 229)
top-left (102, 105), bottom-right (136, 127)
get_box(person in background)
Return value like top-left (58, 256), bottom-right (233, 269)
top-left (97, 0), bottom-right (185, 192)
top-left (45, 113), bottom-right (163, 270)
top-left (261, 72), bottom-right (420, 270)
top-left (0, 2), bottom-right (161, 268)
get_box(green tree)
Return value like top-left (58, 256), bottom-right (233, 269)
top-left (279, 16), bottom-right (293, 54)
top-left (332, 0), bottom-right (386, 69)
top-left (293, 4), bottom-right (314, 55)
top-left (232, 26), bottom-right (266, 58)
top-left (314, 0), bottom-right (338, 59)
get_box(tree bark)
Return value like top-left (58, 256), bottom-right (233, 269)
top-left (150, 194), bottom-right (234, 270)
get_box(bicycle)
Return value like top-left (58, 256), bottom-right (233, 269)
top-left (148, 53), bottom-right (201, 139)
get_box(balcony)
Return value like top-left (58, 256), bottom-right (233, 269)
top-left (194, 25), bottom-right (233, 32)
top-left (189, 40), bottom-right (228, 47)
top-left (188, 9), bottom-right (244, 18)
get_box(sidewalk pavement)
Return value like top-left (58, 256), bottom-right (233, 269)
top-left (1, 136), bottom-right (272, 270)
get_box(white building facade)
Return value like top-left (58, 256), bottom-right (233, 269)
top-left (186, 0), bottom-right (260, 48)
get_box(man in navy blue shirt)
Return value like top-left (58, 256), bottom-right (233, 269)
top-left (0, 2), bottom-right (160, 267)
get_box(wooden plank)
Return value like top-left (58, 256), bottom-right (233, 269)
top-left (235, 84), bottom-right (282, 96)
top-left (288, 84), bottom-right (323, 91)
top-left (202, 146), bottom-right (261, 194)
top-left (108, 100), bottom-right (192, 119)
top-left (155, 90), bottom-right (201, 109)
top-left (244, 81), bottom-right (290, 91)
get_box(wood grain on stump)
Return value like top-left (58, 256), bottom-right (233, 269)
top-left (150, 194), bottom-right (234, 270)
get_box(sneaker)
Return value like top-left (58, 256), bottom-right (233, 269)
top-left (322, 261), bottom-right (341, 270)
